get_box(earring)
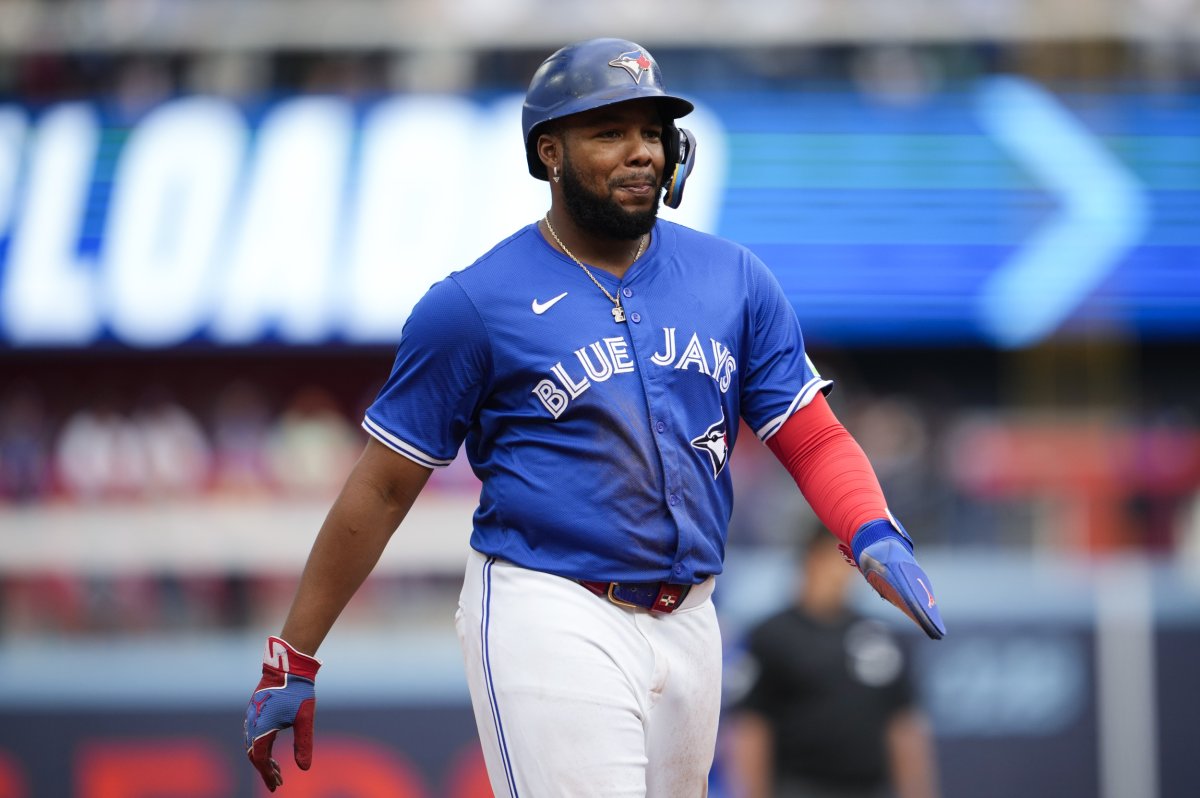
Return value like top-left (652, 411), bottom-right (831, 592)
top-left (552, 165), bottom-right (561, 183)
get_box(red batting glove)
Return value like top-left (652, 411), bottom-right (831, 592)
top-left (243, 636), bottom-right (322, 792)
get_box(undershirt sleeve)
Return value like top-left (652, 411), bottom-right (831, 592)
top-left (764, 391), bottom-right (890, 547)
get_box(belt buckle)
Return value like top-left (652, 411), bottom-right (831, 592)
top-left (602, 581), bottom-right (691, 613)
top-left (606, 582), bottom-right (643, 611)
top-left (600, 578), bottom-right (696, 609)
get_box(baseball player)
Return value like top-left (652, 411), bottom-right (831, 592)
top-left (244, 37), bottom-right (945, 797)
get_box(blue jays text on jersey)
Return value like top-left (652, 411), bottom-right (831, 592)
top-left (531, 326), bottom-right (738, 419)
top-left (364, 220), bottom-right (831, 585)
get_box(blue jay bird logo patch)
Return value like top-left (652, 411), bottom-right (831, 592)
top-left (609, 51), bottom-right (653, 84)
top-left (691, 418), bottom-right (729, 479)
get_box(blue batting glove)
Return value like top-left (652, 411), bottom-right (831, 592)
top-left (244, 636), bottom-right (322, 792)
top-left (845, 517), bottom-right (946, 640)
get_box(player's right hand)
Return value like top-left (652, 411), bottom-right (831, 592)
top-left (843, 517), bottom-right (946, 640)
top-left (244, 636), bottom-right (322, 792)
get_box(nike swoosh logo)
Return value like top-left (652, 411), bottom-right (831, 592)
top-left (917, 577), bottom-right (936, 608)
top-left (531, 292), bottom-right (568, 315)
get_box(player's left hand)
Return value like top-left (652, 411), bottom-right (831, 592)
top-left (842, 517), bottom-right (946, 639)
top-left (244, 636), bottom-right (322, 792)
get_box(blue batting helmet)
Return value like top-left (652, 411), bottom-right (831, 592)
top-left (521, 38), bottom-right (695, 182)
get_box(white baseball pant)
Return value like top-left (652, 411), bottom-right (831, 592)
top-left (455, 550), bottom-right (722, 797)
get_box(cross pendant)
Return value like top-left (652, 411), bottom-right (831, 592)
top-left (612, 305), bottom-right (626, 323)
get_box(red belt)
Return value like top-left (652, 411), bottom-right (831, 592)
top-left (578, 580), bottom-right (692, 614)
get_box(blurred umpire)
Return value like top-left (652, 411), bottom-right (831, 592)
top-left (724, 532), bottom-right (941, 798)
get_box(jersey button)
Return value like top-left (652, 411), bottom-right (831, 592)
top-left (673, 564), bottom-right (684, 576)
top-left (622, 287), bottom-right (633, 298)
top-left (668, 493), bottom-right (679, 506)
top-left (654, 420), bottom-right (666, 433)
top-left (630, 312), bottom-right (642, 323)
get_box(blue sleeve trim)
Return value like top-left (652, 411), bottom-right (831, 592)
top-left (361, 416), bottom-right (453, 468)
top-left (755, 377), bottom-right (835, 441)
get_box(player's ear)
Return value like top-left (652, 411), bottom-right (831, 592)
top-left (536, 132), bottom-right (560, 177)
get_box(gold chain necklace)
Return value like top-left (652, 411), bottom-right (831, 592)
top-left (543, 213), bottom-right (645, 323)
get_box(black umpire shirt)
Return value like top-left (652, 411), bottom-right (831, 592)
top-left (734, 606), bottom-right (916, 792)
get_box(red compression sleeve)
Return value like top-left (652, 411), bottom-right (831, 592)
top-left (764, 391), bottom-right (889, 547)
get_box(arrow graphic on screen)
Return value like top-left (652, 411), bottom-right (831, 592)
top-left (0, 108), bottom-right (25, 239)
top-left (973, 76), bottom-right (1148, 348)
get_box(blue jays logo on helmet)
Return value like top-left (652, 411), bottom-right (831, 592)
top-left (691, 418), bottom-right (730, 479)
top-left (609, 50), bottom-right (653, 84)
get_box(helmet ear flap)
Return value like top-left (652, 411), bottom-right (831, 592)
top-left (662, 126), bottom-right (697, 209)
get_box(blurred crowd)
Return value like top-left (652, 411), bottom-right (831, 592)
top-left (1, 351), bottom-right (1197, 637)
top-left (0, 367), bottom-right (481, 637)
top-left (4, 360), bottom-right (1195, 545)
top-left (1, 378), bottom-right (361, 502)
top-left (729, 383), bottom-right (1200, 557)
top-left (2, 35), bottom-right (1198, 114)
top-left (0, 367), bottom-right (494, 505)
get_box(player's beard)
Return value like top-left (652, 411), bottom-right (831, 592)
top-left (561, 158), bottom-right (659, 241)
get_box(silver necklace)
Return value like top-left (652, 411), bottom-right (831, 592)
top-left (543, 213), bottom-right (646, 323)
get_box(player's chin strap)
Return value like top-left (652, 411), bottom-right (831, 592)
top-left (663, 127), bottom-right (696, 209)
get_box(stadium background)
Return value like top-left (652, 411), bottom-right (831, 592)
top-left (1, 1), bottom-right (1198, 795)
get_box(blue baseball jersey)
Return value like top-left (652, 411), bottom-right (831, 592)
top-left (364, 219), bottom-right (831, 584)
